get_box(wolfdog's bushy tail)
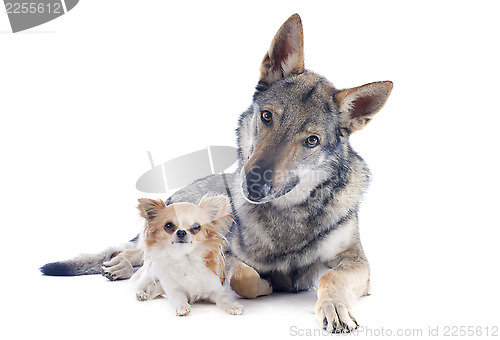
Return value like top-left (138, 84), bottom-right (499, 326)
top-left (40, 248), bottom-right (117, 276)
top-left (40, 239), bottom-right (137, 276)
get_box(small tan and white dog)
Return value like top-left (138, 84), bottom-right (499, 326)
top-left (130, 195), bottom-right (244, 316)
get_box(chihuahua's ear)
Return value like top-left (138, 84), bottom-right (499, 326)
top-left (260, 13), bottom-right (304, 84)
top-left (335, 81), bottom-right (393, 133)
top-left (198, 194), bottom-right (231, 223)
top-left (137, 198), bottom-right (166, 221)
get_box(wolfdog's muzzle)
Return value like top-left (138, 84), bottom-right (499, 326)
top-left (241, 163), bottom-right (301, 204)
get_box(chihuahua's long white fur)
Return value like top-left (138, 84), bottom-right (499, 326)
top-left (135, 244), bottom-right (240, 316)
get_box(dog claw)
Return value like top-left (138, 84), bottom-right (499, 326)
top-left (315, 299), bottom-right (359, 333)
top-left (100, 260), bottom-right (133, 281)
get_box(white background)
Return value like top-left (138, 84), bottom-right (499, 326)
top-left (1, 1), bottom-right (499, 338)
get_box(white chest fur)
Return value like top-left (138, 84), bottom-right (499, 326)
top-left (146, 247), bottom-right (223, 302)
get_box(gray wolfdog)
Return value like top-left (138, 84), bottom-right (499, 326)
top-left (41, 14), bottom-right (392, 333)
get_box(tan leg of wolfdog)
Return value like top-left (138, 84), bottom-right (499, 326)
top-left (314, 247), bottom-right (369, 333)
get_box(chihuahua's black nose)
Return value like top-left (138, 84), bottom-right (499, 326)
top-left (176, 230), bottom-right (187, 238)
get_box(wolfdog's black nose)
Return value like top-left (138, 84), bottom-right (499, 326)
top-left (176, 230), bottom-right (187, 238)
top-left (245, 165), bottom-right (272, 201)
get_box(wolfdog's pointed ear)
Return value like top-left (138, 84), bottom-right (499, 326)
top-left (137, 198), bottom-right (166, 221)
top-left (260, 14), bottom-right (305, 83)
top-left (335, 81), bottom-right (393, 133)
top-left (198, 195), bottom-right (231, 222)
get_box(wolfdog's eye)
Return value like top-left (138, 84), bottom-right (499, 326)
top-left (164, 222), bottom-right (175, 232)
top-left (261, 110), bottom-right (273, 125)
top-left (304, 135), bottom-right (320, 148)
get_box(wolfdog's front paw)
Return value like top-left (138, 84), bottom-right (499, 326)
top-left (175, 304), bottom-right (191, 316)
top-left (314, 299), bottom-right (358, 333)
top-left (225, 304), bottom-right (244, 315)
top-left (101, 255), bottom-right (134, 281)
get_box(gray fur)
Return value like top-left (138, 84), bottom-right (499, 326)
top-left (163, 71), bottom-right (372, 293)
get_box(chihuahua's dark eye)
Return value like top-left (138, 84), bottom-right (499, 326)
top-left (164, 222), bottom-right (175, 232)
top-left (261, 110), bottom-right (272, 125)
top-left (190, 223), bottom-right (201, 235)
top-left (304, 135), bottom-right (320, 148)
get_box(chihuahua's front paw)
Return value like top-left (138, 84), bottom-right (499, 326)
top-left (225, 304), bottom-right (244, 315)
top-left (136, 291), bottom-right (149, 301)
top-left (175, 304), bottom-right (191, 316)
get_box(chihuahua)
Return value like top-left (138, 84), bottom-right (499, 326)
top-left (131, 194), bottom-right (244, 316)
